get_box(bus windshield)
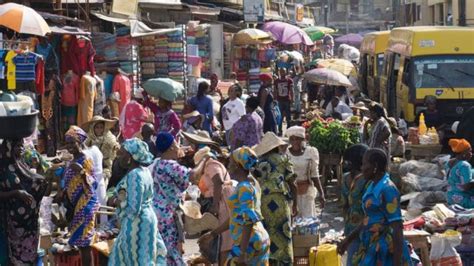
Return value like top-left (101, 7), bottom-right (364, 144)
top-left (412, 55), bottom-right (474, 88)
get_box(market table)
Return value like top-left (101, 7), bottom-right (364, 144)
top-left (404, 230), bottom-right (431, 266)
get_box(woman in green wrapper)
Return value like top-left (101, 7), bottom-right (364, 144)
top-left (253, 132), bottom-right (297, 265)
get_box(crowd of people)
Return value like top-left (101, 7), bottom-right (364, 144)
top-left (1, 67), bottom-right (474, 266)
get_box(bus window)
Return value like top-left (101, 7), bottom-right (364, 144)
top-left (377, 54), bottom-right (384, 76)
top-left (368, 55), bottom-right (374, 76)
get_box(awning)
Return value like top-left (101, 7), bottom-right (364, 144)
top-left (50, 25), bottom-right (91, 35)
top-left (91, 12), bottom-right (178, 37)
top-left (38, 11), bottom-right (85, 23)
top-left (185, 4), bottom-right (220, 16)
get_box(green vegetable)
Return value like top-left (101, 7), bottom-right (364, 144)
top-left (308, 119), bottom-right (360, 154)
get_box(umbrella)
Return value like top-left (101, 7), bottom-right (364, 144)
top-left (262, 21), bottom-right (313, 46)
top-left (303, 27), bottom-right (325, 42)
top-left (317, 59), bottom-right (355, 76)
top-left (308, 26), bottom-right (337, 34)
top-left (304, 68), bottom-right (352, 87)
top-left (334, 33), bottom-right (363, 46)
top-left (143, 78), bottom-right (184, 102)
top-left (279, 50), bottom-right (304, 64)
top-left (0, 3), bottom-right (51, 36)
top-left (233, 28), bottom-right (273, 46)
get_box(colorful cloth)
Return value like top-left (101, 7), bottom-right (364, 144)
top-left (5, 50), bottom-right (17, 90)
top-left (226, 180), bottom-right (270, 265)
top-left (63, 154), bottom-right (99, 247)
top-left (65, 125), bottom-right (88, 144)
top-left (123, 138), bottom-right (154, 165)
top-left (341, 173), bottom-right (369, 236)
top-left (231, 112), bottom-right (263, 151)
top-left (112, 74), bottom-right (131, 114)
top-left (61, 72), bottom-right (80, 107)
top-left (232, 147), bottom-right (258, 170)
top-left (120, 100), bottom-right (148, 140)
top-left (143, 98), bottom-right (181, 138)
top-left (353, 173), bottom-right (413, 266)
top-left (23, 146), bottom-right (50, 174)
top-left (109, 167), bottom-right (167, 265)
top-left (445, 160), bottom-right (474, 209)
top-left (0, 141), bottom-right (47, 264)
top-left (367, 118), bottom-right (391, 158)
top-left (77, 74), bottom-right (97, 127)
top-left (14, 53), bottom-right (39, 81)
top-left (151, 159), bottom-right (190, 265)
top-left (254, 153), bottom-right (295, 264)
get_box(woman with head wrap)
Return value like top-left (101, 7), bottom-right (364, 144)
top-left (150, 132), bottom-right (200, 265)
top-left (83, 116), bottom-right (120, 186)
top-left (286, 126), bottom-right (325, 219)
top-left (445, 139), bottom-right (474, 209)
top-left (341, 144), bottom-right (369, 265)
top-left (108, 138), bottom-right (167, 265)
top-left (202, 147), bottom-right (270, 265)
top-left (57, 126), bottom-right (99, 265)
top-left (252, 132), bottom-right (297, 264)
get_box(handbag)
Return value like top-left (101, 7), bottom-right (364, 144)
top-left (297, 159), bottom-right (313, 195)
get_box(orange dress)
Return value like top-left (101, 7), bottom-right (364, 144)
top-left (77, 74), bottom-right (97, 126)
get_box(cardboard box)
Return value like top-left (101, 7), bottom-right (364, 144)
top-left (293, 234), bottom-right (319, 257)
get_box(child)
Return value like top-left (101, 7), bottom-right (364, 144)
top-left (141, 123), bottom-right (158, 157)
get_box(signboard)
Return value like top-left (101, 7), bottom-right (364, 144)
top-left (295, 4), bottom-right (304, 23)
top-left (243, 0), bottom-right (265, 23)
top-left (112, 0), bottom-right (138, 17)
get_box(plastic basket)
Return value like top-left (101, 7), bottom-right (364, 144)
top-left (295, 256), bottom-right (310, 265)
top-left (54, 252), bottom-right (81, 266)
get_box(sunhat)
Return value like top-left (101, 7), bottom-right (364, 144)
top-left (351, 101), bottom-right (368, 111)
top-left (81, 116), bottom-right (117, 133)
top-left (182, 131), bottom-right (220, 151)
top-left (253, 132), bottom-right (287, 157)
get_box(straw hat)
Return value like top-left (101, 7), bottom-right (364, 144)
top-left (183, 111), bottom-right (201, 120)
top-left (81, 116), bottom-right (117, 133)
top-left (180, 201), bottom-right (219, 235)
top-left (351, 101), bottom-right (368, 111)
top-left (347, 115), bottom-right (361, 125)
top-left (253, 132), bottom-right (287, 157)
top-left (181, 131), bottom-right (220, 151)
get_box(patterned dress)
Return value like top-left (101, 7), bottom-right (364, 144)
top-left (227, 180), bottom-right (270, 265)
top-left (445, 160), bottom-right (474, 209)
top-left (109, 167), bottom-right (167, 265)
top-left (151, 159), bottom-right (190, 266)
top-left (0, 154), bottom-right (47, 264)
top-left (353, 173), bottom-right (413, 266)
top-left (63, 154), bottom-right (99, 247)
top-left (254, 153), bottom-right (295, 264)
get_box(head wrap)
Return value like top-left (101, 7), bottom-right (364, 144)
top-left (448, 138), bottom-right (471, 154)
top-left (65, 126), bottom-right (88, 144)
top-left (23, 146), bottom-right (50, 173)
top-left (123, 138), bottom-right (154, 165)
top-left (193, 146), bottom-right (215, 165)
top-left (231, 147), bottom-right (258, 170)
top-left (155, 132), bottom-right (175, 153)
top-left (286, 126), bottom-right (306, 139)
top-left (259, 73), bottom-right (273, 82)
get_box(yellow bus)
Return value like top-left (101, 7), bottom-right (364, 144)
top-left (359, 31), bottom-right (390, 101)
top-left (380, 26), bottom-right (474, 124)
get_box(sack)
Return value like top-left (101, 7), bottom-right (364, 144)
top-left (430, 230), bottom-right (462, 266)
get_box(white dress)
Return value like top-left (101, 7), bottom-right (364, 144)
top-left (287, 146), bottom-right (320, 218)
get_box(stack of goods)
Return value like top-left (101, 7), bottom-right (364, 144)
top-left (156, 34), bottom-right (170, 77)
top-left (188, 24), bottom-right (211, 78)
top-left (140, 36), bottom-right (157, 78)
top-left (92, 32), bottom-right (118, 72)
top-left (292, 217), bottom-right (320, 257)
top-left (292, 217), bottom-right (320, 236)
top-left (167, 30), bottom-right (185, 83)
top-left (232, 45), bottom-right (276, 94)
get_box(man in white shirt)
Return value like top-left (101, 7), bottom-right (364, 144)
top-left (222, 84), bottom-right (246, 145)
top-left (325, 96), bottom-right (353, 120)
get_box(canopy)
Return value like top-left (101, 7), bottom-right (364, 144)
top-left (317, 59), bottom-right (355, 76)
top-left (304, 68), bottom-right (352, 87)
top-left (233, 28), bottom-right (273, 46)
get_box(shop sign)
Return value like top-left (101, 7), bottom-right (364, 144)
top-left (295, 4), bottom-right (304, 23)
top-left (243, 0), bottom-right (265, 23)
top-left (112, 0), bottom-right (138, 17)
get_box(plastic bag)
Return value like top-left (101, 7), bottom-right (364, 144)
top-left (401, 173), bottom-right (448, 194)
top-left (407, 191), bottom-right (447, 215)
top-left (430, 230), bottom-right (462, 266)
top-left (399, 160), bottom-right (444, 180)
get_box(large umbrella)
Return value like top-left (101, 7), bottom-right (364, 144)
top-left (304, 68), bottom-right (352, 87)
top-left (308, 26), bottom-right (337, 34)
top-left (0, 3), bottom-right (51, 36)
top-left (334, 33), bottom-right (363, 46)
top-left (262, 21), bottom-right (313, 46)
top-left (303, 27), bottom-right (324, 42)
top-left (233, 28), bottom-right (273, 46)
top-left (317, 59), bottom-right (355, 76)
top-left (143, 78), bottom-right (184, 102)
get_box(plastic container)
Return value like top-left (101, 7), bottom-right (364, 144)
top-left (418, 113), bottom-right (427, 135)
top-left (0, 110), bottom-right (38, 139)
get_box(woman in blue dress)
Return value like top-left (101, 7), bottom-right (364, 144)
top-left (109, 138), bottom-right (167, 265)
top-left (188, 81), bottom-right (214, 135)
top-left (445, 138), bottom-right (474, 209)
top-left (258, 73), bottom-right (277, 134)
top-left (338, 148), bottom-right (413, 266)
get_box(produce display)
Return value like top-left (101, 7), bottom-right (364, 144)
top-left (307, 118), bottom-right (360, 154)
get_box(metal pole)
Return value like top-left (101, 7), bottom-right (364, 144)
top-left (324, 1), bottom-right (329, 27)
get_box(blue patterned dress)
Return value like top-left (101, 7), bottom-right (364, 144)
top-left (353, 173), bottom-right (413, 266)
top-left (445, 160), bottom-right (474, 209)
top-left (226, 180), bottom-right (270, 265)
top-left (109, 167), bottom-right (166, 265)
top-left (151, 159), bottom-right (190, 266)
